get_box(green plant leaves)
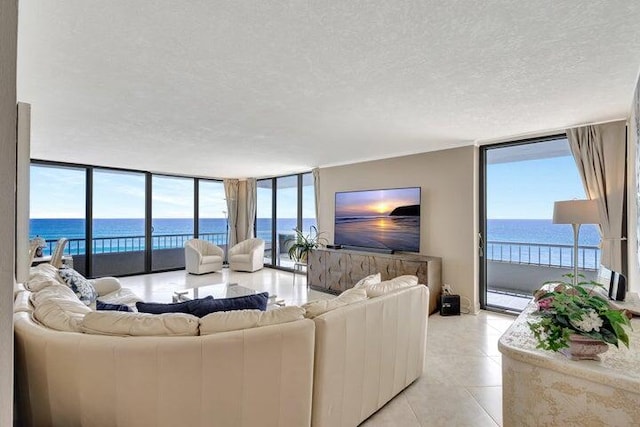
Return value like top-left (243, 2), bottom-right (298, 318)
top-left (529, 277), bottom-right (632, 352)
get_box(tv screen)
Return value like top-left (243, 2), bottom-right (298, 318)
top-left (334, 187), bottom-right (421, 252)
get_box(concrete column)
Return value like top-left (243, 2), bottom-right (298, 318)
top-left (0, 0), bottom-right (18, 424)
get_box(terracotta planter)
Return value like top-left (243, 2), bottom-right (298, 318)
top-left (560, 334), bottom-right (609, 361)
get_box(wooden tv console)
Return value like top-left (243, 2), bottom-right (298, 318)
top-left (307, 248), bottom-right (442, 314)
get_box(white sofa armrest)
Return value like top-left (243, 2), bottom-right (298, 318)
top-left (90, 277), bottom-right (122, 296)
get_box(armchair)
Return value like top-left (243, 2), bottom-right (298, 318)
top-left (228, 238), bottom-right (265, 272)
top-left (184, 239), bottom-right (224, 275)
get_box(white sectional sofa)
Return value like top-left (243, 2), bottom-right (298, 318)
top-left (311, 285), bottom-right (428, 427)
top-left (13, 266), bottom-right (429, 427)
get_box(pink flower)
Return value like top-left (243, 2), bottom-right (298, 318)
top-left (538, 298), bottom-right (553, 310)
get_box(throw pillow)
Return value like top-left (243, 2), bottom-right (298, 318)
top-left (302, 287), bottom-right (368, 319)
top-left (136, 295), bottom-right (213, 314)
top-left (96, 300), bottom-right (132, 312)
top-left (363, 275), bottom-right (419, 298)
top-left (58, 266), bottom-right (99, 305)
top-left (353, 273), bottom-right (381, 289)
top-left (199, 306), bottom-right (305, 335)
top-left (187, 292), bottom-right (269, 318)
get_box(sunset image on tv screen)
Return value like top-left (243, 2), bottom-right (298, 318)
top-left (334, 187), bottom-right (420, 252)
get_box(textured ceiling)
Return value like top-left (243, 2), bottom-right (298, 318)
top-left (17, 0), bottom-right (640, 178)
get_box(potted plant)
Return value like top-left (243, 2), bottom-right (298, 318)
top-left (528, 274), bottom-right (632, 360)
top-left (285, 226), bottom-right (327, 263)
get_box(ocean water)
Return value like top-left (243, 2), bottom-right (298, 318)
top-left (487, 219), bottom-right (600, 246)
top-left (30, 218), bottom-right (600, 244)
top-left (30, 218), bottom-right (319, 254)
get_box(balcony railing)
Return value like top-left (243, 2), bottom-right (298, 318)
top-left (39, 232), bottom-right (228, 256)
top-left (486, 240), bottom-right (600, 270)
top-left (39, 236), bottom-right (601, 272)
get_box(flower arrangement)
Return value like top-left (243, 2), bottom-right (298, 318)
top-left (528, 275), bottom-right (632, 352)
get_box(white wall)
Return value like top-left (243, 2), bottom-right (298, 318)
top-left (318, 146), bottom-right (480, 311)
top-left (0, 0), bottom-right (18, 424)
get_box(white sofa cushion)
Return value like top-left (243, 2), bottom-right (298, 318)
top-left (361, 275), bottom-right (419, 298)
top-left (33, 296), bottom-right (92, 332)
top-left (199, 306), bottom-right (305, 335)
top-left (26, 263), bottom-right (63, 291)
top-left (30, 283), bottom-right (79, 305)
top-left (353, 273), bottom-right (381, 289)
top-left (302, 288), bottom-right (368, 319)
top-left (81, 311), bottom-right (199, 336)
top-left (90, 276), bottom-right (121, 296)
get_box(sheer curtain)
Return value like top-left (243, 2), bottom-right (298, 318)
top-left (245, 178), bottom-right (257, 239)
top-left (223, 179), bottom-right (239, 249)
top-left (567, 121), bottom-right (627, 274)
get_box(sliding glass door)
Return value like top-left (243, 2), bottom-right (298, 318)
top-left (480, 136), bottom-right (600, 311)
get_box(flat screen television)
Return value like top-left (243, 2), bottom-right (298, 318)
top-left (334, 187), bottom-right (421, 253)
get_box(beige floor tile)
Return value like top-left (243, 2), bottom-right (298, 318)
top-left (423, 355), bottom-right (502, 387)
top-left (485, 314), bottom-right (517, 334)
top-left (426, 331), bottom-right (488, 357)
top-left (360, 394), bottom-right (421, 427)
top-left (468, 386), bottom-right (503, 426)
top-left (404, 382), bottom-right (498, 427)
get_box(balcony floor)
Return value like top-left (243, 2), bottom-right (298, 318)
top-left (486, 290), bottom-right (531, 312)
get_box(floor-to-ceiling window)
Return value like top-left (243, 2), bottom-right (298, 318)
top-left (256, 179), bottom-right (274, 264)
top-left (480, 136), bottom-right (600, 311)
top-left (256, 172), bottom-right (316, 270)
top-left (198, 179), bottom-right (227, 248)
top-left (29, 160), bottom-right (316, 276)
top-left (302, 172), bottom-right (316, 232)
top-left (29, 164), bottom-right (87, 275)
top-left (276, 175), bottom-right (299, 268)
top-left (151, 175), bottom-right (195, 271)
top-left (92, 169), bottom-right (146, 276)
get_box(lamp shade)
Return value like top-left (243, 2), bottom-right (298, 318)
top-left (552, 200), bottom-right (600, 225)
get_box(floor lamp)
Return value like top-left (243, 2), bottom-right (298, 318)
top-left (553, 199), bottom-right (600, 286)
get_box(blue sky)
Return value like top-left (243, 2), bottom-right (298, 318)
top-left (31, 156), bottom-right (583, 221)
top-left (487, 154), bottom-right (586, 219)
top-left (30, 165), bottom-right (314, 219)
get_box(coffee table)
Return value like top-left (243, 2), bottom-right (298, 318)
top-left (173, 283), bottom-right (284, 308)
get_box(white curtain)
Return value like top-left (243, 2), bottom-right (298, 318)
top-left (224, 179), bottom-right (239, 249)
top-left (312, 168), bottom-right (320, 225)
top-left (245, 178), bottom-right (257, 239)
top-left (567, 121), bottom-right (627, 274)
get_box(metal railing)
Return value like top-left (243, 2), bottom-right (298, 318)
top-left (39, 236), bottom-right (601, 271)
top-left (486, 240), bottom-right (600, 270)
top-left (39, 232), bottom-right (228, 256)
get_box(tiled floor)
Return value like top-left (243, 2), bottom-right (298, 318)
top-left (118, 267), bottom-right (515, 427)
